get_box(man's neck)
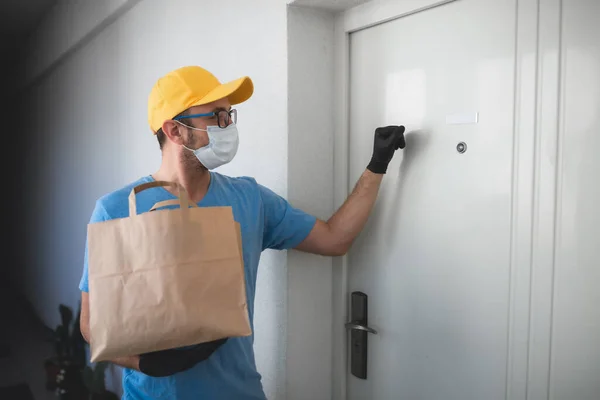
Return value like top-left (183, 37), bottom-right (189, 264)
top-left (152, 155), bottom-right (211, 204)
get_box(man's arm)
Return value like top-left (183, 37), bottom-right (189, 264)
top-left (295, 125), bottom-right (405, 257)
top-left (295, 170), bottom-right (383, 256)
top-left (80, 292), bottom-right (140, 370)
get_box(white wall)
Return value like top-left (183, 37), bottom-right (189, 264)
top-left (22, 0), bottom-right (142, 85)
top-left (287, 5), bottom-right (335, 400)
top-left (504, 0), bottom-right (600, 397)
top-left (18, 0), bottom-right (290, 398)
top-left (548, 0), bottom-right (600, 397)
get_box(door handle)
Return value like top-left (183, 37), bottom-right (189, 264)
top-left (345, 322), bottom-right (377, 335)
top-left (347, 291), bottom-right (373, 379)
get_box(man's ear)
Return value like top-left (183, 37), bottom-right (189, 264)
top-left (162, 120), bottom-right (185, 145)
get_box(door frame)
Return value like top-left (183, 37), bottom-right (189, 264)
top-left (330, 0), bottom-right (551, 398)
top-left (331, 2), bottom-right (461, 399)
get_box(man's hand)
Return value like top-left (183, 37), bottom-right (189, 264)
top-left (138, 339), bottom-right (227, 377)
top-left (367, 125), bottom-right (406, 174)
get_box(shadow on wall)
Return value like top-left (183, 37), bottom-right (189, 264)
top-left (2, 67), bottom-right (26, 292)
top-left (3, 36), bottom-right (126, 400)
top-left (0, 277), bottom-right (121, 400)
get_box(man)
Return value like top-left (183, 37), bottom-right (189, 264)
top-left (79, 65), bottom-right (405, 399)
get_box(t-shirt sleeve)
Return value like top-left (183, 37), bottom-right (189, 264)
top-left (79, 201), bottom-right (110, 293)
top-left (259, 184), bottom-right (317, 251)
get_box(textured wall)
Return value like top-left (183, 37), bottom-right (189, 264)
top-left (19, 0), bottom-right (289, 398)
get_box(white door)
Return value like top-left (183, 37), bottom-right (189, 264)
top-left (346, 1), bottom-right (516, 399)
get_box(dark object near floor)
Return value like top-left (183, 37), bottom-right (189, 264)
top-left (0, 383), bottom-right (35, 400)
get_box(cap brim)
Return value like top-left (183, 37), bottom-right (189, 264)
top-left (192, 76), bottom-right (254, 108)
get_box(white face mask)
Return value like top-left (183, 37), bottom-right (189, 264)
top-left (179, 122), bottom-right (239, 170)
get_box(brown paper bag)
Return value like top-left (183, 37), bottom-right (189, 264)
top-left (87, 181), bottom-right (251, 362)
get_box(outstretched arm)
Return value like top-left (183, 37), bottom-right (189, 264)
top-left (296, 125), bottom-right (405, 256)
top-left (295, 170), bottom-right (383, 256)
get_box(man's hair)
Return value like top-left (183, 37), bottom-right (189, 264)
top-left (156, 109), bottom-right (191, 150)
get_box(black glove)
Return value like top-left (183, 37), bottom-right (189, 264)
top-left (366, 125), bottom-right (406, 174)
top-left (139, 338), bottom-right (228, 377)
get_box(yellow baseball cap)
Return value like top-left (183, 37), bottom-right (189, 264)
top-left (148, 65), bottom-right (254, 133)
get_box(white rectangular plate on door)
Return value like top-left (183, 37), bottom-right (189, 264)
top-left (446, 112), bottom-right (479, 124)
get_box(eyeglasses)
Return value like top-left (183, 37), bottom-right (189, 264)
top-left (173, 109), bottom-right (238, 129)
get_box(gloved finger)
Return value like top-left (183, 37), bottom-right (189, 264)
top-left (394, 126), bottom-right (406, 149)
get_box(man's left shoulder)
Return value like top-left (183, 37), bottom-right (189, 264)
top-left (213, 173), bottom-right (261, 195)
top-left (216, 173), bottom-right (258, 187)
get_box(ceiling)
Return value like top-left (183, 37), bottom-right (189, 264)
top-left (0, 0), bottom-right (57, 37)
top-left (289, 0), bottom-right (372, 12)
top-left (0, 0), bottom-right (56, 87)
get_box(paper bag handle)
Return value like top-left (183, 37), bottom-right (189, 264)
top-left (128, 181), bottom-right (190, 216)
top-left (149, 199), bottom-right (198, 212)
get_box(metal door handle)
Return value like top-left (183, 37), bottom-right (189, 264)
top-left (345, 322), bottom-right (377, 335)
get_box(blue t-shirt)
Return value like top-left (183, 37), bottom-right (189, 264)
top-left (79, 172), bottom-right (317, 400)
